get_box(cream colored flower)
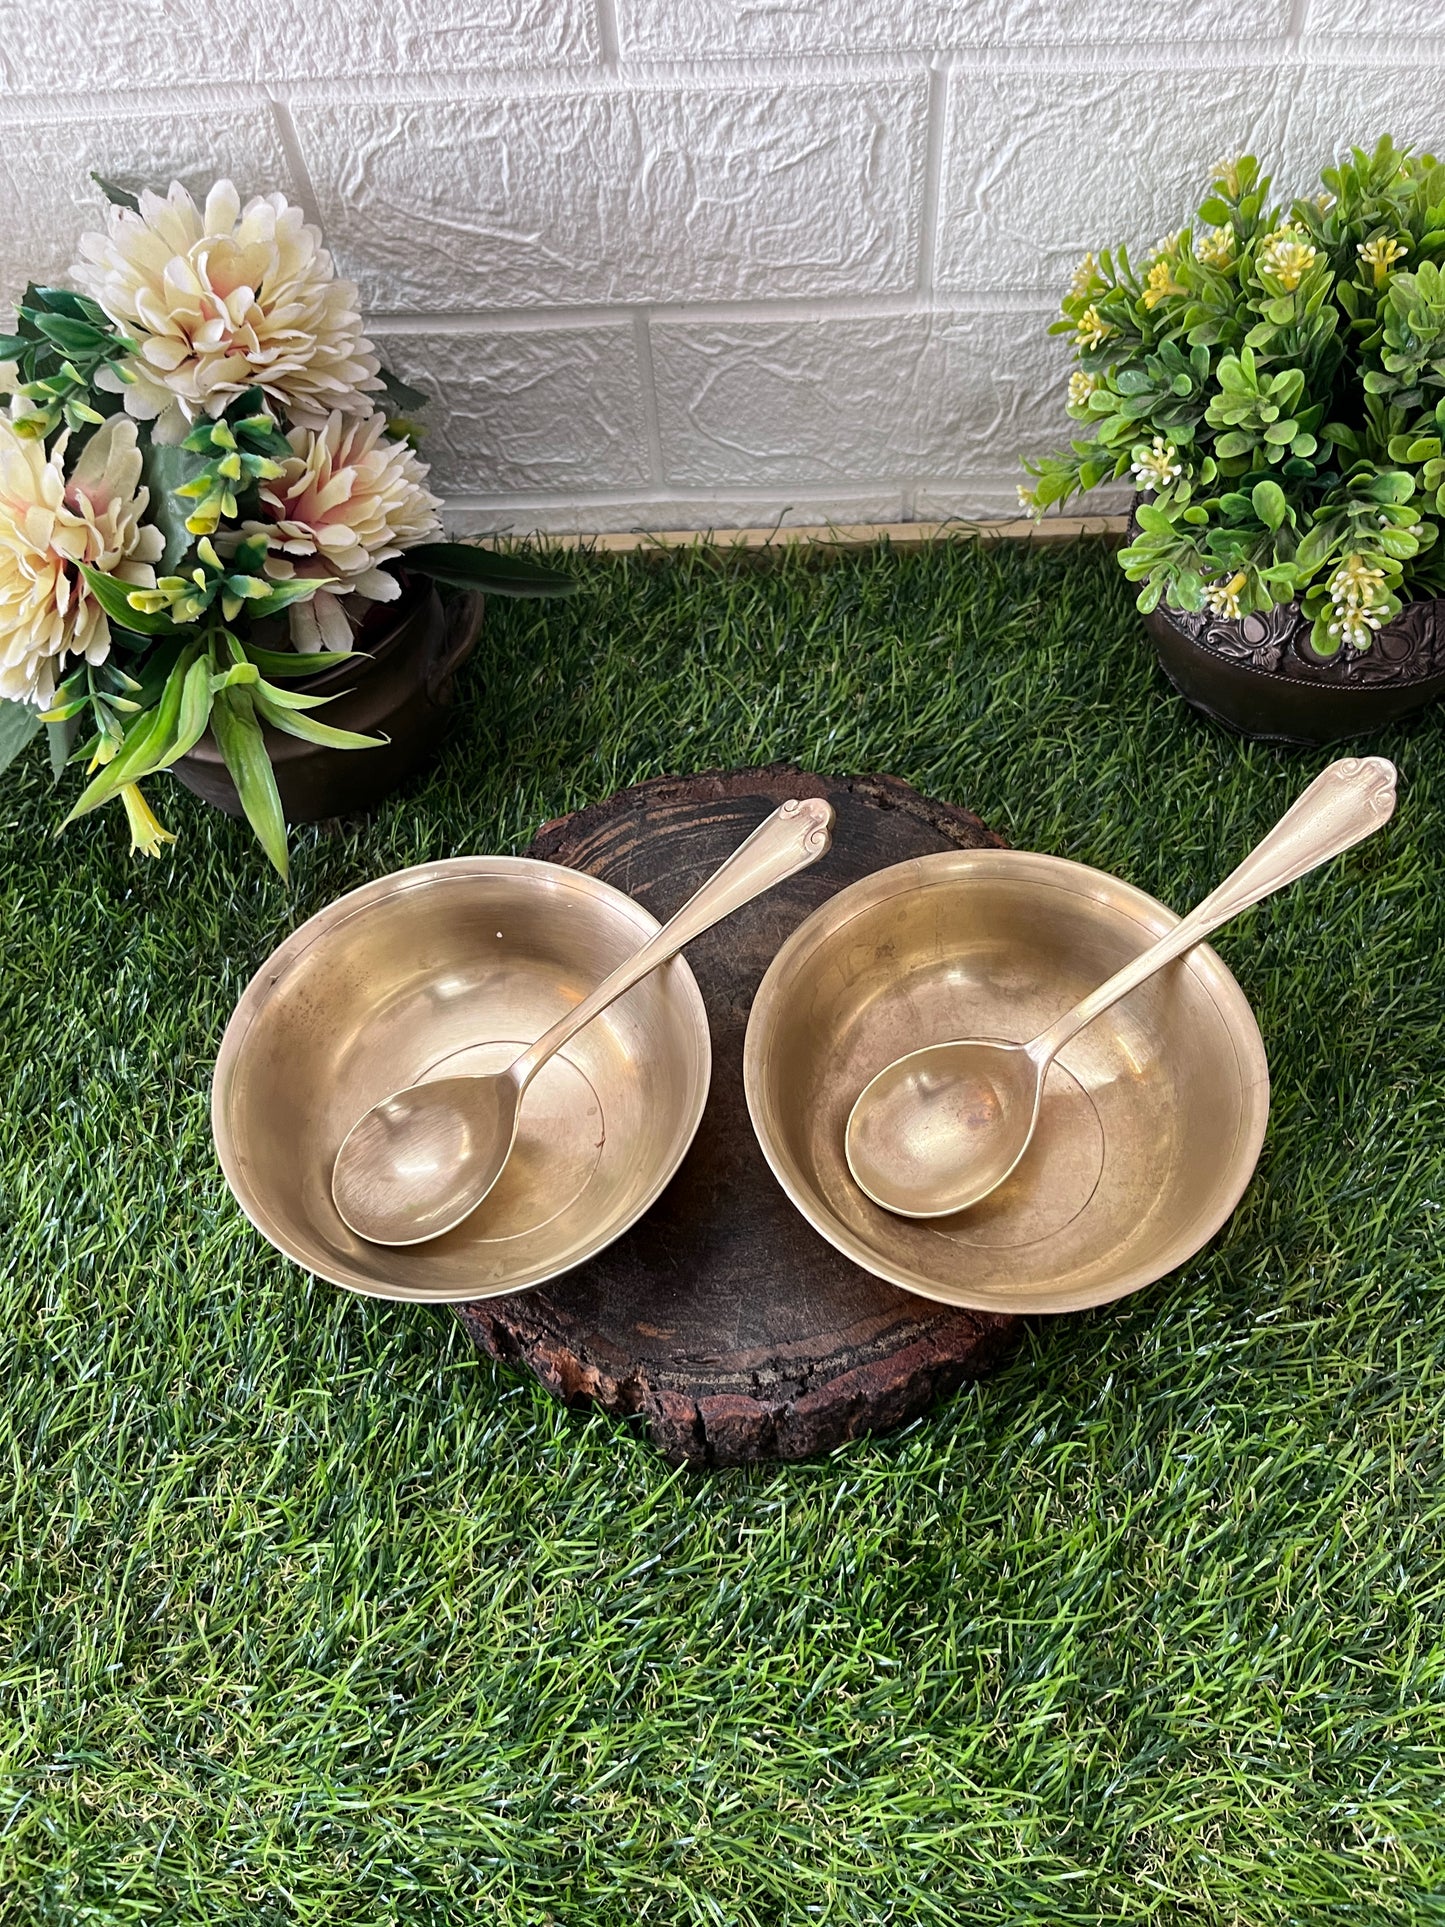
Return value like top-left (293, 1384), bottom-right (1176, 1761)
top-left (72, 180), bottom-right (380, 443)
top-left (1070, 253), bottom-right (1098, 300)
top-left (0, 414), bottom-right (162, 707)
top-left (1075, 305), bottom-right (1112, 350)
top-left (1067, 369), bottom-right (1099, 410)
top-left (121, 782), bottom-right (176, 857)
top-left (1358, 234), bottom-right (1409, 286)
top-left (1143, 258), bottom-right (1186, 309)
top-left (1204, 571), bottom-right (1246, 621)
top-left (239, 411), bottom-right (441, 652)
top-left (1257, 227), bottom-right (1317, 291)
top-left (1326, 552), bottom-right (1390, 650)
top-left (1131, 435), bottom-right (1183, 492)
top-left (1209, 155), bottom-right (1245, 196)
top-left (1195, 222), bottom-right (1236, 270)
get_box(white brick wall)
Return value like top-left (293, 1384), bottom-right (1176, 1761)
top-left (0, 5), bottom-right (1439, 534)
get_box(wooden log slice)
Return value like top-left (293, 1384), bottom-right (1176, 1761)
top-left (453, 766), bottom-right (1020, 1465)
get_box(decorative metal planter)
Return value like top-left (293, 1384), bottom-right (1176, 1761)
top-left (1144, 594), bottom-right (1445, 746)
top-left (173, 577), bottom-right (484, 824)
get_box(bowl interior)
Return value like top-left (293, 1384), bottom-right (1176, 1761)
top-left (213, 858), bottom-right (711, 1300)
top-left (744, 851), bottom-right (1268, 1314)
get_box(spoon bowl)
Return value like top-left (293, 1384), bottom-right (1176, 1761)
top-left (845, 1038), bottom-right (1042, 1218)
top-left (331, 1068), bottom-right (524, 1247)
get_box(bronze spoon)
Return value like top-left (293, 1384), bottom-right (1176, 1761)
top-left (845, 756), bottom-right (1397, 1221)
top-left (332, 797), bottom-right (834, 1246)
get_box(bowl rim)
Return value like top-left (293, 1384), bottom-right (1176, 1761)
top-left (211, 854), bottom-right (713, 1302)
top-left (742, 847), bottom-right (1270, 1316)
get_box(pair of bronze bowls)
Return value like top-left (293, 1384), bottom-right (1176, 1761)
top-left (213, 843), bottom-right (1269, 1317)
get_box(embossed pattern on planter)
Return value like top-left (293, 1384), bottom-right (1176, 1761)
top-left (1164, 595), bottom-right (1445, 688)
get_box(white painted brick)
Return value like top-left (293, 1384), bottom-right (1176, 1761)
top-left (260, 1), bottom-right (598, 79)
top-left (372, 327), bottom-right (653, 494)
top-left (0, 1), bottom-right (596, 95)
top-left (1303, 1), bottom-right (1445, 31)
top-left (650, 313), bottom-right (1071, 488)
top-left (0, 107), bottom-right (295, 314)
top-left (936, 64), bottom-right (1293, 296)
top-left (441, 491), bottom-right (907, 536)
top-left (294, 79), bottom-right (929, 312)
top-left (620, 0), bottom-right (1289, 57)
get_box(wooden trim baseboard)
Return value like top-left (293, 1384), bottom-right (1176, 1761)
top-left (473, 515), bottom-right (1127, 554)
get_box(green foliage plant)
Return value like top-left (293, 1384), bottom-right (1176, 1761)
top-left (0, 177), bottom-right (575, 877)
top-left (1019, 137), bottom-right (1445, 661)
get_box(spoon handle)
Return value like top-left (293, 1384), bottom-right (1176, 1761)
top-left (511, 796), bottom-right (835, 1091)
top-left (1030, 755), bottom-right (1398, 1067)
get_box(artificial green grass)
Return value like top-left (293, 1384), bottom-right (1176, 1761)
top-left (3, 534), bottom-right (1444, 1925)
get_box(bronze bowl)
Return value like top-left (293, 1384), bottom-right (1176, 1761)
top-left (743, 849), bottom-right (1270, 1317)
top-left (212, 857), bottom-right (711, 1301)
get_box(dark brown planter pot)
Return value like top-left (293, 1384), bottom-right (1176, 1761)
top-left (172, 576), bottom-right (484, 824)
top-left (1144, 596), bottom-right (1445, 745)
top-left (1126, 498), bottom-right (1445, 744)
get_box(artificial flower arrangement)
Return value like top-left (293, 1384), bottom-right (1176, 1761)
top-left (0, 177), bottom-right (571, 875)
top-left (1020, 136), bottom-right (1445, 660)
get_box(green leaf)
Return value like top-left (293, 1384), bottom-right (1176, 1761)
top-left (0, 332), bottom-right (30, 359)
top-left (378, 365), bottom-right (430, 414)
top-left (240, 643), bottom-right (360, 679)
top-left (90, 173), bottom-right (141, 212)
top-left (76, 564), bottom-right (183, 637)
top-left (401, 542), bottom-right (575, 596)
top-left (253, 691), bottom-right (385, 750)
top-left (46, 715), bottom-right (79, 783)
top-left (155, 654), bottom-right (217, 768)
top-left (140, 441), bottom-right (209, 573)
top-left (251, 678), bottom-right (337, 712)
top-left (1309, 614), bottom-right (1342, 658)
top-left (1294, 524), bottom-right (1336, 573)
top-left (1252, 480), bottom-right (1287, 530)
top-left (27, 286), bottom-right (108, 324)
top-left (0, 697), bottom-right (41, 777)
top-left (248, 578), bottom-right (333, 620)
top-left (60, 643), bottom-right (201, 822)
top-left (210, 661), bottom-right (261, 693)
top-left (209, 686), bottom-right (288, 878)
top-left (31, 312), bottom-right (110, 356)
top-left (127, 637), bottom-right (187, 712)
top-left (61, 711), bottom-right (168, 825)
